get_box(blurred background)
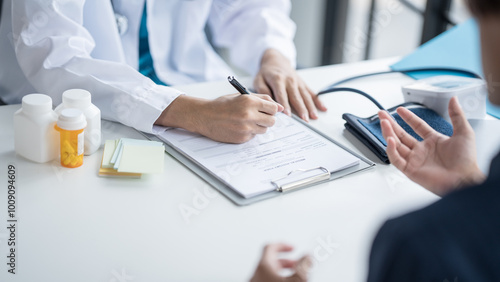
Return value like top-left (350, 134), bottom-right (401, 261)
top-left (290, 0), bottom-right (471, 68)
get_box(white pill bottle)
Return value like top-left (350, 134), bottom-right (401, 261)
top-left (13, 94), bottom-right (59, 163)
top-left (55, 89), bottom-right (101, 155)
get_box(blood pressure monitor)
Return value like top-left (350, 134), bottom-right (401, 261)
top-left (402, 75), bottom-right (487, 120)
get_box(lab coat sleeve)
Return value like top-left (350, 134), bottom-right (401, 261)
top-left (207, 0), bottom-right (297, 76)
top-left (11, 0), bottom-right (182, 133)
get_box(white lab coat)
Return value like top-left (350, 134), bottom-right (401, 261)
top-left (0, 0), bottom-right (296, 133)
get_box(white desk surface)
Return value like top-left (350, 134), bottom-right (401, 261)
top-left (1, 57), bottom-right (499, 282)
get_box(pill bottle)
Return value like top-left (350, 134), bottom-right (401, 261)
top-left (14, 94), bottom-right (58, 163)
top-left (55, 89), bottom-right (101, 155)
top-left (55, 109), bottom-right (87, 168)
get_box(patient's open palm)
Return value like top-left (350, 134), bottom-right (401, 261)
top-left (378, 97), bottom-right (485, 196)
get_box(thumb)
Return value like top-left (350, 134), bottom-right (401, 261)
top-left (285, 255), bottom-right (312, 282)
top-left (448, 96), bottom-right (473, 136)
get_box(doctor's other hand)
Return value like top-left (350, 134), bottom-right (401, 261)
top-left (378, 97), bottom-right (485, 196)
top-left (250, 243), bottom-right (312, 282)
top-left (254, 49), bottom-right (327, 122)
top-left (156, 93), bottom-right (283, 144)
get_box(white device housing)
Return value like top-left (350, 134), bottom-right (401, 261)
top-left (402, 75), bottom-right (487, 121)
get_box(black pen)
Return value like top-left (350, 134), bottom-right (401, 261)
top-left (228, 76), bottom-right (250, 95)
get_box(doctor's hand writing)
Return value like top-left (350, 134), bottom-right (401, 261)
top-left (156, 94), bottom-right (284, 144)
top-left (378, 97), bottom-right (486, 196)
top-left (254, 49), bottom-right (327, 122)
top-left (250, 243), bottom-right (312, 282)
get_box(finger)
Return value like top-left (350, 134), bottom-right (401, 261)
top-left (278, 259), bottom-right (297, 269)
top-left (298, 84), bottom-right (318, 120)
top-left (255, 114), bottom-right (276, 128)
top-left (253, 125), bottom-right (269, 135)
top-left (312, 94), bottom-right (328, 112)
top-left (256, 100), bottom-right (281, 116)
top-left (286, 255), bottom-right (312, 282)
top-left (379, 116), bottom-right (397, 141)
top-left (262, 244), bottom-right (294, 261)
top-left (254, 75), bottom-right (273, 96)
top-left (380, 119), bottom-right (411, 158)
top-left (306, 85), bottom-right (327, 112)
top-left (286, 82), bottom-right (309, 121)
top-left (378, 110), bottom-right (418, 149)
top-left (379, 114), bottom-right (413, 150)
top-left (396, 107), bottom-right (435, 139)
top-left (277, 103), bottom-right (285, 112)
top-left (267, 76), bottom-right (292, 116)
top-left (386, 137), bottom-right (408, 172)
top-left (253, 94), bottom-right (284, 113)
top-left (264, 243), bottom-right (294, 254)
top-left (377, 110), bottom-right (392, 121)
top-left (448, 96), bottom-right (473, 136)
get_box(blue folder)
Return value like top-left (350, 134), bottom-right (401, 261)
top-left (391, 19), bottom-right (500, 118)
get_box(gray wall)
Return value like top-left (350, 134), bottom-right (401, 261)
top-left (290, 0), bottom-right (326, 68)
top-left (290, 0), bottom-right (471, 68)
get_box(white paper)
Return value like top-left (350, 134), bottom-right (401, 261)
top-left (157, 113), bottom-right (360, 198)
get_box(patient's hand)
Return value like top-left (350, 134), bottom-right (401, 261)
top-left (378, 97), bottom-right (486, 196)
top-left (250, 243), bottom-right (311, 282)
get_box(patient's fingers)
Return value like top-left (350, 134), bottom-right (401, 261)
top-left (380, 119), bottom-right (412, 158)
top-left (279, 259), bottom-right (297, 269)
top-left (397, 107), bottom-right (436, 139)
top-left (448, 96), bottom-right (473, 137)
top-left (387, 137), bottom-right (408, 171)
top-left (378, 111), bottom-right (417, 149)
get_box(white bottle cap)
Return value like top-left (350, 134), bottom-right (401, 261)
top-left (62, 89), bottom-right (91, 108)
top-left (22, 94), bottom-right (53, 115)
top-left (57, 108), bottom-right (87, 130)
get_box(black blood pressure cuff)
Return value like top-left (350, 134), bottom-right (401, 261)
top-left (342, 102), bottom-right (454, 163)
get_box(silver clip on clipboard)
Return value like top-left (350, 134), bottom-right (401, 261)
top-left (272, 167), bottom-right (331, 192)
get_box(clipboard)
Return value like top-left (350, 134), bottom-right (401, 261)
top-left (141, 115), bottom-right (375, 206)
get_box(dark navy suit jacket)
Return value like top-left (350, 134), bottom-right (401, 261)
top-left (367, 152), bottom-right (500, 282)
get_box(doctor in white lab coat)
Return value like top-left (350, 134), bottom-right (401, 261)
top-left (0, 0), bottom-right (326, 143)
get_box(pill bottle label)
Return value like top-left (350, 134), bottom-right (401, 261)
top-left (78, 132), bottom-right (84, 155)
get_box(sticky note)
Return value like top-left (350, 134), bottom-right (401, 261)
top-left (112, 138), bottom-right (163, 170)
top-left (101, 140), bottom-right (118, 168)
top-left (117, 144), bottom-right (165, 174)
top-left (98, 167), bottom-right (142, 178)
top-left (110, 139), bottom-right (124, 164)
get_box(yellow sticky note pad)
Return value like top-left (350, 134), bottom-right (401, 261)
top-left (117, 144), bottom-right (165, 174)
top-left (98, 167), bottom-right (142, 178)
